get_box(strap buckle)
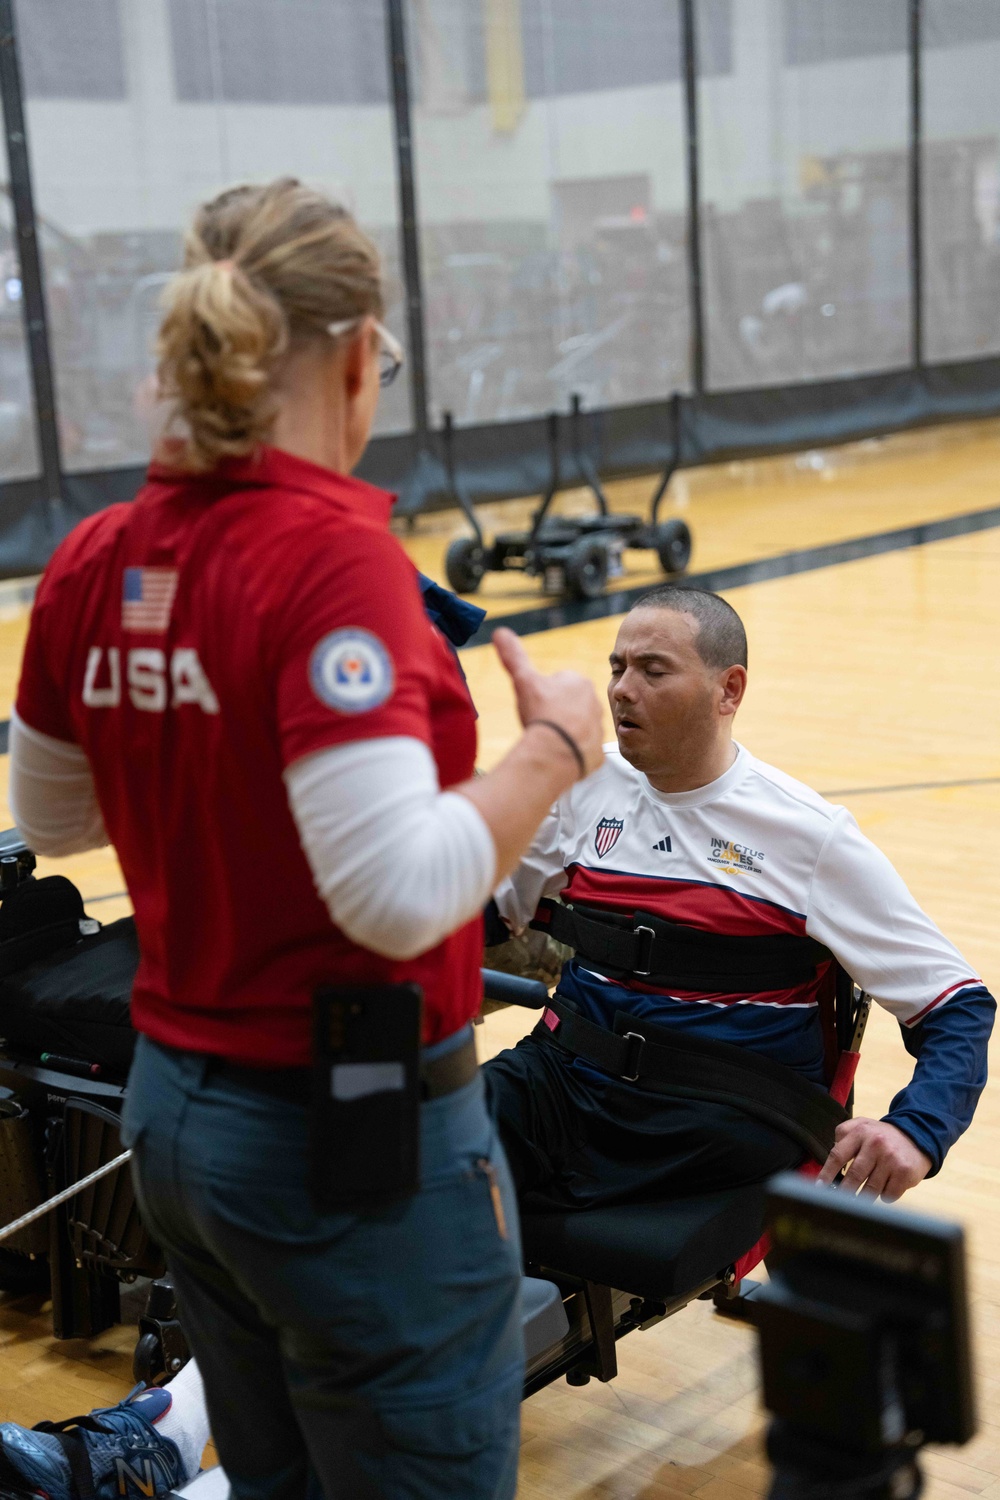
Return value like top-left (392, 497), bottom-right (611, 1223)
top-left (632, 924), bottom-right (655, 976)
top-left (621, 1031), bottom-right (645, 1082)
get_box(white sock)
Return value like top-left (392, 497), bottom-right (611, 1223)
top-left (154, 1358), bottom-right (212, 1481)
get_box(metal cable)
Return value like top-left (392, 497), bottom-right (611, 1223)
top-left (0, 1149), bottom-right (132, 1245)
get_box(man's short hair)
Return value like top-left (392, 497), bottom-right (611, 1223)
top-left (629, 586), bottom-right (748, 671)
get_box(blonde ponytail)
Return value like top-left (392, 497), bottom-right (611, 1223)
top-left (156, 179), bottom-right (384, 471)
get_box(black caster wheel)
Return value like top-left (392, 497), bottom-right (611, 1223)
top-left (655, 518), bottom-right (692, 575)
top-left (133, 1330), bottom-right (164, 1386)
top-left (133, 1276), bottom-right (190, 1384)
top-left (564, 537), bottom-right (609, 601)
top-left (444, 537), bottom-right (486, 594)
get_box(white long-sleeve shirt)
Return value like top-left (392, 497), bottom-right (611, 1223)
top-left (9, 712), bottom-right (495, 963)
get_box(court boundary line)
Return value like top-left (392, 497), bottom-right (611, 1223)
top-left (461, 499), bottom-right (1000, 646)
top-left (0, 502), bottom-right (997, 757)
top-left (820, 775), bottom-right (1000, 797)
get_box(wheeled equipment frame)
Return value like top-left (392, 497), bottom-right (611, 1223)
top-left (442, 392), bottom-right (692, 602)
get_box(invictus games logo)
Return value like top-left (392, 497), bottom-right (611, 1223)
top-left (708, 836), bottom-right (765, 875)
top-left (594, 817), bottom-right (624, 859)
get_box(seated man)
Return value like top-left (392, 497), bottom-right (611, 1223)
top-left (484, 586), bottom-right (994, 1208)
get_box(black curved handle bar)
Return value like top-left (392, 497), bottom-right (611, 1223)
top-left (481, 969), bottom-right (548, 1009)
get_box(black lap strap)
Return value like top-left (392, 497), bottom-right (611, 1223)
top-left (531, 899), bottom-right (831, 991)
top-left (537, 996), bottom-right (847, 1163)
top-left (54, 1433), bottom-right (98, 1500)
top-left (31, 1416), bottom-right (100, 1500)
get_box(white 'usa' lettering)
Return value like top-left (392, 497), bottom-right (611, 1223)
top-left (82, 647), bottom-right (219, 715)
top-left (82, 646), bottom-right (121, 707)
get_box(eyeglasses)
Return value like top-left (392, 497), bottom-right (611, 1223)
top-left (327, 316), bottom-right (404, 387)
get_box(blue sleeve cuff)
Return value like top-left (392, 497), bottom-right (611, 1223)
top-left (880, 986), bottom-right (994, 1175)
top-left (880, 1111), bottom-right (944, 1176)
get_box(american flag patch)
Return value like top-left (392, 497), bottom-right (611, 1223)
top-left (594, 816), bottom-right (624, 859)
top-left (121, 567), bottom-right (178, 633)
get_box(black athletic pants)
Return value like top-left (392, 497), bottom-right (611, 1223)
top-left (482, 1029), bottom-right (804, 1214)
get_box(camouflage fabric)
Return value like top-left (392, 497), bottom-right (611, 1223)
top-left (481, 928), bottom-right (570, 1013)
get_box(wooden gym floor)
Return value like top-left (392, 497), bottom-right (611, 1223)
top-left (0, 418), bottom-right (998, 1496)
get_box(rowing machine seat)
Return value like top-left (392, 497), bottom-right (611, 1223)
top-left (0, 918), bottom-right (138, 1082)
top-left (520, 1182), bottom-right (767, 1301)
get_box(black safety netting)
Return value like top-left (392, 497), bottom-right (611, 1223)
top-left (15, 0), bottom-right (411, 487)
top-left (700, 0), bottom-right (911, 390)
top-left (922, 0), bottom-right (1000, 363)
top-left (0, 122), bottom-right (38, 486)
top-left (406, 0), bottom-right (693, 428)
top-left (0, 0), bottom-right (998, 548)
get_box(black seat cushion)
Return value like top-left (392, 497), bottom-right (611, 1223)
top-left (0, 875), bottom-right (86, 975)
top-left (520, 1182), bottom-right (767, 1300)
top-left (0, 917), bottom-right (139, 1082)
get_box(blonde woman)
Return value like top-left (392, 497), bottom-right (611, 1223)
top-left (9, 179), bottom-right (603, 1499)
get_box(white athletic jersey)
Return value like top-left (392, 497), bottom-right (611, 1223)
top-left (495, 742), bottom-right (980, 1032)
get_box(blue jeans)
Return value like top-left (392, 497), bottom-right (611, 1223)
top-left (121, 1033), bottom-right (523, 1500)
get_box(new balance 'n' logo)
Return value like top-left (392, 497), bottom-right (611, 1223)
top-left (652, 836), bottom-right (672, 852)
top-left (116, 1457), bottom-right (157, 1496)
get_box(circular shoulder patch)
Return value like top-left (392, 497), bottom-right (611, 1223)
top-left (309, 628), bottom-right (395, 715)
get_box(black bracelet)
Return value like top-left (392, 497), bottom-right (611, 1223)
top-left (528, 719), bottom-right (587, 779)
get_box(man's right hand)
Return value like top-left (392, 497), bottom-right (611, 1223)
top-left (818, 1117), bottom-right (932, 1202)
top-left (492, 626), bottom-right (604, 779)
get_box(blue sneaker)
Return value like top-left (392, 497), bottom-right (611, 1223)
top-left (0, 1384), bottom-right (185, 1498)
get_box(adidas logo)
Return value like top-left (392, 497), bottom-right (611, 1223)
top-left (652, 836), bottom-right (672, 852)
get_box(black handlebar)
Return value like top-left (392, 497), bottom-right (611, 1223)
top-left (481, 969), bottom-right (549, 1009)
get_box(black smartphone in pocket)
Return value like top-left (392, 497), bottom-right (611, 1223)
top-left (309, 983), bottom-right (423, 1212)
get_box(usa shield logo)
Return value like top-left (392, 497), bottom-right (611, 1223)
top-left (594, 817), bottom-right (624, 859)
